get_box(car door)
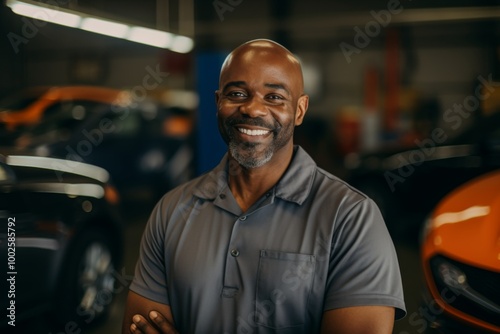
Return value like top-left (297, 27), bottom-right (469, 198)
top-left (0, 162), bottom-right (57, 325)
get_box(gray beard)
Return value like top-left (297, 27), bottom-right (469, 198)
top-left (229, 141), bottom-right (274, 169)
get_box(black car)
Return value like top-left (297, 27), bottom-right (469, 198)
top-left (345, 111), bottom-right (500, 238)
top-left (3, 98), bottom-right (194, 203)
top-left (0, 154), bottom-right (123, 329)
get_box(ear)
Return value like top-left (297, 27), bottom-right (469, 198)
top-left (294, 94), bottom-right (309, 126)
top-left (214, 90), bottom-right (220, 109)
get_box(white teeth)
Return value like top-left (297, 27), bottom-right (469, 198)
top-left (238, 128), bottom-right (270, 136)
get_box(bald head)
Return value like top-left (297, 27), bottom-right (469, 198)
top-left (219, 39), bottom-right (305, 96)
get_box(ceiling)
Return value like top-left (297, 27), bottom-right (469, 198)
top-left (16, 0), bottom-right (500, 39)
top-left (2, 0), bottom-right (500, 53)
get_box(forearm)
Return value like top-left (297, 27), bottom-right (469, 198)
top-left (122, 290), bottom-right (176, 334)
top-left (320, 306), bottom-right (395, 334)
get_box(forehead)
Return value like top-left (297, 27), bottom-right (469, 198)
top-left (220, 48), bottom-right (301, 90)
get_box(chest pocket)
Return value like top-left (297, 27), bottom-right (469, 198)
top-left (255, 250), bottom-right (316, 329)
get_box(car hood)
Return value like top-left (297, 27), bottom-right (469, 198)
top-left (427, 170), bottom-right (500, 271)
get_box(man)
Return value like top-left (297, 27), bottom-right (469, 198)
top-left (122, 39), bottom-right (406, 334)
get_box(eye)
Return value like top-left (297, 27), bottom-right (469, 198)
top-left (226, 91), bottom-right (247, 99)
top-left (266, 94), bottom-right (284, 101)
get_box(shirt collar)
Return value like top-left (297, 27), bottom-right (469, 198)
top-left (192, 154), bottom-right (229, 200)
top-left (193, 146), bottom-right (316, 205)
top-left (274, 146), bottom-right (316, 205)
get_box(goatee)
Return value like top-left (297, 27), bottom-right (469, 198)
top-left (229, 141), bottom-right (273, 169)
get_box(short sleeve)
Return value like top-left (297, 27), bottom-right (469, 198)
top-left (129, 200), bottom-right (170, 305)
top-left (324, 198), bottom-right (407, 319)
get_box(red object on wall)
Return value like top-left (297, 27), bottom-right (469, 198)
top-left (161, 50), bottom-right (192, 75)
top-left (384, 28), bottom-right (399, 133)
top-left (336, 107), bottom-right (360, 156)
top-left (364, 66), bottom-right (378, 111)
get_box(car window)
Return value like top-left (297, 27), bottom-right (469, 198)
top-left (0, 88), bottom-right (48, 111)
top-left (43, 100), bottom-right (86, 119)
top-left (451, 112), bottom-right (500, 145)
top-left (99, 101), bottom-right (165, 138)
top-left (103, 108), bottom-right (141, 137)
top-left (19, 101), bottom-right (111, 146)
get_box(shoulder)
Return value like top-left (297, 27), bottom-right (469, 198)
top-left (316, 166), bottom-right (365, 197)
top-left (298, 164), bottom-right (389, 239)
top-left (312, 166), bottom-right (375, 211)
top-left (282, 146), bottom-right (380, 220)
top-left (278, 146), bottom-right (369, 209)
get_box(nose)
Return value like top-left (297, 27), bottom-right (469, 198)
top-left (239, 97), bottom-right (267, 118)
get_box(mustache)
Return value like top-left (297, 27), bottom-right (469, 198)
top-left (225, 117), bottom-right (278, 131)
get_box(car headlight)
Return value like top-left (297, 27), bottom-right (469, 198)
top-left (437, 261), bottom-right (467, 291)
top-left (430, 256), bottom-right (500, 319)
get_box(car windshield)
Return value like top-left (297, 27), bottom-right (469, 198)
top-left (15, 101), bottom-right (112, 148)
top-left (450, 112), bottom-right (500, 145)
top-left (0, 87), bottom-right (49, 111)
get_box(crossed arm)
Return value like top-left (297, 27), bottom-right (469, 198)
top-left (122, 291), bottom-right (178, 334)
top-left (121, 290), bottom-right (395, 334)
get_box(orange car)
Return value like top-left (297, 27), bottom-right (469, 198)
top-left (0, 85), bottom-right (130, 131)
top-left (421, 170), bottom-right (500, 333)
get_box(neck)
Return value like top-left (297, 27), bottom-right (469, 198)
top-left (228, 144), bottom-right (294, 212)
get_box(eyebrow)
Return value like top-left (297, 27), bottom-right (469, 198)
top-left (222, 81), bottom-right (246, 91)
top-left (222, 81), bottom-right (291, 96)
top-left (264, 83), bottom-right (291, 96)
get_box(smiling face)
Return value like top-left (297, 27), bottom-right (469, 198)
top-left (216, 40), bottom-right (309, 169)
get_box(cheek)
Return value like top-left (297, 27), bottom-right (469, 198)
top-left (217, 117), bottom-right (230, 143)
top-left (217, 101), bottom-right (238, 117)
top-left (216, 107), bottom-right (230, 123)
top-left (217, 112), bottom-right (229, 129)
top-left (273, 110), bottom-right (296, 128)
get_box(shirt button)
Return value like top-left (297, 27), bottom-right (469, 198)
top-left (239, 216), bottom-right (247, 221)
top-left (219, 194), bottom-right (226, 199)
top-left (230, 249), bottom-right (240, 257)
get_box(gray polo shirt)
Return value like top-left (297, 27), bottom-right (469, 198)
top-left (130, 146), bottom-right (406, 333)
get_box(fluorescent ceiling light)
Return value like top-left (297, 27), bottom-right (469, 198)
top-left (48, 11), bottom-right (81, 28)
top-left (81, 17), bottom-right (129, 39)
top-left (170, 35), bottom-right (195, 54)
top-left (128, 27), bottom-right (173, 48)
top-left (6, 0), bottom-right (194, 53)
top-left (10, 1), bottom-right (81, 28)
